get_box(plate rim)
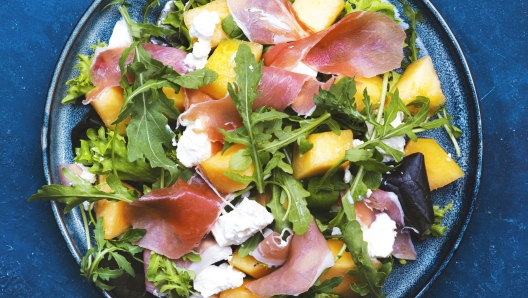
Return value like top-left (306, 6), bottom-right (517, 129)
top-left (41, 1), bottom-right (483, 297)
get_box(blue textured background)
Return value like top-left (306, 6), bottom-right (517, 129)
top-left (0, 0), bottom-right (526, 297)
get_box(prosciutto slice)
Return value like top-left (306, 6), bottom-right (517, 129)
top-left (250, 228), bottom-right (293, 267)
top-left (124, 177), bottom-right (223, 259)
top-left (291, 77), bottom-right (335, 115)
top-left (253, 66), bottom-right (312, 111)
top-left (264, 11), bottom-right (405, 78)
top-left (179, 95), bottom-right (242, 143)
top-left (227, 0), bottom-right (310, 44)
top-left (363, 189), bottom-right (417, 260)
top-left (246, 220), bottom-right (334, 296)
top-left (90, 44), bottom-right (189, 89)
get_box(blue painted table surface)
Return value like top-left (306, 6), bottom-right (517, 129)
top-left (0, 0), bottom-right (526, 297)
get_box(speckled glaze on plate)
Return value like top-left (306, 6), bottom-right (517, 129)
top-left (42, 0), bottom-right (482, 297)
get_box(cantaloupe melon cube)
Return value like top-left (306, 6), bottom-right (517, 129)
top-left (292, 0), bottom-right (344, 32)
top-left (391, 56), bottom-right (446, 116)
top-left (162, 86), bottom-right (185, 112)
top-left (183, 0), bottom-right (230, 48)
top-left (219, 279), bottom-right (260, 298)
top-left (292, 130), bottom-right (353, 180)
top-left (200, 144), bottom-right (254, 194)
top-left (94, 176), bottom-right (136, 239)
top-left (228, 248), bottom-right (274, 279)
top-left (90, 86), bottom-right (130, 135)
top-left (319, 239), bottom-right (381, 297)
top-left (336, 75), bottom-right (384, 112)
top-left (404, 138), bottom-right (464, 190)
top-left (200, 39), bottom-right (263, 99)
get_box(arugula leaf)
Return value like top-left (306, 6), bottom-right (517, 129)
top-left (147, 252), bottom-right (196, 297)
top-left (225, 44), bottom-right (265, 192)
top-left (313, 76), bottom-right (365, 121)
top-left (276, 171), bottom-right (312, 235)
top-left (344, 0), bottom-right (398, 21)
top-left (238, 233), bottom-right (264, 258)
top-left (181, 251), bottom-right (202, 263)
top-left (222, 15), bottom-right (247, 40)
top-left (74, 127), bottom-right (161, 182)
top-left (142, 0), bottom-right (161, 23)
top-left (28, 169), bottom-right (137, 213)
top-left (342, 220), bottom-right (391, 297)
top-left (398, 0), bottom-right (424, 64)
top-left (118, 5), bottom-right (175, 42)
top-left (80, 217), bottom-right (146, 290)
top-left (267, 183), bottom-right (292, 233)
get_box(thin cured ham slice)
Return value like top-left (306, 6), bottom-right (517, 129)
top-left (179, 95), bottom-right (242, 143)
top-left (263, 30), bottom-right (326, 70)
top-left (264, 11), bottom-right (405, 78)
top-left (291, 77), bottom-right (335, 115)
top-left (246, 220), bottom-right (334, 296)
top-left (253, 66), bottom-right (312, 111)
top-left (227, 0), bottom-right (310, 44)
top-left (303, 11), bottom-right (405, 78)
top-left (363, 189), bottom-right (417, 260)
top-left (250, 228), bottom-right (293, 267)
top-left (124, 177), bottom-right (223, 259)
top-left (90, 44), bottom-right (189, 89)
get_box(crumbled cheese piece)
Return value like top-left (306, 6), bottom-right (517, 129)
top-left (331, 227), bottom-right (342, 236)
top-left (352, 139), bottom-right (365, 148)
top-left (184, 10), bottom-right (220, 71)
top-left (343, 165), bottom-right (352, 183)
top-left (188, 245), bottom-right (233, 276)
top-left (361, 213), bottom-right (397, 258)
top-left (75, 163), bottom-right (96, 183)
top-left (92, 19), bottom-right (132, 66)
top-left (108, 19), bottom-right (132, 49)
top-left (212, 198), bottom-right (274, 247)
top-left (366, 112), bottom-right (406, 162)
top-left (194, 263), bottom-right (245, 297)
top-left (176, 119), bottom-right (212, 168)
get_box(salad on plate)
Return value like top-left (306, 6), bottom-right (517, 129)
top-left (30, 0), bottom-right (466, 297)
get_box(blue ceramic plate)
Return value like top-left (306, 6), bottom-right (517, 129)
top-left (42, 0), bottom-right (482, 297)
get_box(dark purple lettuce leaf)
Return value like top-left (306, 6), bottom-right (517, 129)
top-left (380, 153), bottom-right (434, 237)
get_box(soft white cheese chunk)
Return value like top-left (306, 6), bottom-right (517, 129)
top-left (194, 263), bottom-right (245, 297)
top-left (184, 10), bottom-right (220, 71)
top-left (188, 245), bottom-right (233, 276)
top-left (212, 198), bottom-right (274, 247)
top-left (108, 19), bottom-right (132, 49)
top-left (176, 119), bottom-right (212, 168)
top-left (361, 212), bottom-right (397, 258)
top-left (92, 19), bottom-right (132, 67)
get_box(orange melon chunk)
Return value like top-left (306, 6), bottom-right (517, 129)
top-left (404, 138), bottom-right (464, 190)
top-left (200, 39), bottom-right (263, 99)
top-left (292, 130), bottom-right (353, 180)
top-left (200, 144), bottom-right (254, 194)
top-left (228, 248), bottom-right (274, 279)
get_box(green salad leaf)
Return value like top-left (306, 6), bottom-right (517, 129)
top-left (80, 217), bottom-right (146, 290)
top-left (28, 169), bottom-right (137, 213)
top-left (147, 252), bottom-right (196, 297)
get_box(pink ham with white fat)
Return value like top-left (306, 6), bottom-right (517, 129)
top-left (227, 0), bottom-right (310, 44)
top-left (245, 220), bottom-right (334, 296)
top-left (361, 189), bottom-right (417, 260)
top-left (252, 66), bottom-right (312, 111)
top-left (264, 11), bottom-right (405, 78)
top-left (124, 177), bottom-right (223, 259)
top-left (250, 228), bottom-right (293, 267)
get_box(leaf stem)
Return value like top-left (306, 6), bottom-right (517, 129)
top-left (80, 206), bottom-right (92, 269)
top-left (438, 111), bottom-right (461, 157)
